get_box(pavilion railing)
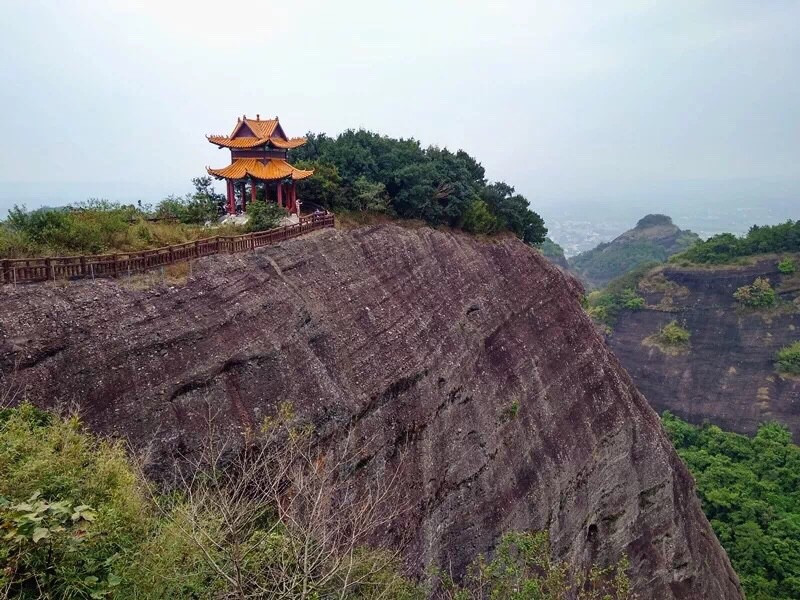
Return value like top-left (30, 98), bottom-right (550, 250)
top-left (0, 212), bottom-right (335, 286)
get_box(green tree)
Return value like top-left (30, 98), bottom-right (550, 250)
top-left (461, 200), bottom-right (499, 234)
top-left (288, 128), bottom-right (546, 241)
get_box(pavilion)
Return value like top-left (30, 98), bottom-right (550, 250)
top-left (206, 114), bottom-right (314, 215)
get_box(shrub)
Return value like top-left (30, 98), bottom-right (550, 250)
top-left (778, 258), bottom-right (796, 274)
top-left (657, 321), bottom-right (690, 346)
top-left (462, 199), bottom-right (499, 234)
top-left (733, 277), bottom-right (777, 308)
top-left (433, 530), bottom-right (630, 599)
top-left (153, 177), bottom-right (225, 224)
top-left (246, 200), bottom-right (287, 232)
top-left (584, 262), bottom-right (656, 327)
top-left (0, 404), bottom-right (149, 598)
top-left (776, 341), bottom-right (800, 375)
top-left (620, 288), bottom-right (646, 310)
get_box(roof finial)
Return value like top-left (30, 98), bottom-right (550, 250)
top-left (275, 115), bottom-right (279, 120)
top-left (256, 113), bottom-right (260, 121)
top-left (243, 114), bottom-right (247, 120)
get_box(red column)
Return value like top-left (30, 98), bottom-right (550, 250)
top-left (277, 181), bottom-right (283, 209)
top-left (291, 181), bottom-right (297, 214)
top-left (226, 180), bottom-right (235, 214)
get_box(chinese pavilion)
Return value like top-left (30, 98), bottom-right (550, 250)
top-left (206, 114), bottom-right (314, 215)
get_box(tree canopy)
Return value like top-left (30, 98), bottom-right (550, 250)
top-left (662, 413), bottom-right (800, 599)
top-left (679, 220), bottom-right (800, 264)
top-left (290, 130), bottom-right (546, 244)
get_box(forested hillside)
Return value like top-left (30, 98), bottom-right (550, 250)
top-left (663, 413), bottom-right (800, 600)
top-left (569, 214), bottom-right (698, 289)
top-left (289, 130), bottom-right (546, 244)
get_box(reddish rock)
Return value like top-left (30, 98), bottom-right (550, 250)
top-left (0, 225), bottom-right (742, 598)
top-left (609, 258), bottom-right (800, 442)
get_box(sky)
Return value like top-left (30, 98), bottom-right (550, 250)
top-left (1, 0), bottom-right (798, 228)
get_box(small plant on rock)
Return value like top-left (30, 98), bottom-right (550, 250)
top-left (733, 277), bottom-right (776, 308)
top-left (657, 321), bottom-right (691, 346)
top-left (776, 341), bottom-right (800, 375)
top-left (778, 258), bottom-right (796, 275)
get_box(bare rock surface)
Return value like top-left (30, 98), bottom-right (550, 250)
top-left (609, 257), bottom-right (800, 442)
top-left (0, 225), bottom-right (741, 598)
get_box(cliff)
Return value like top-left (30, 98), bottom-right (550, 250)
top-left (570, 214), bottom-right (699, 289)
top-left (608, 255), bottom-right (800, 442)
top-left (0, 225), bottom-right (741, 598)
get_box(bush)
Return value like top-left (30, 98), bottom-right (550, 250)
top-left (584, 262), bottom-right (656, 327)
top-left (778, 258), bottom-right (796, 274)
top-left (733, 277), bottom-right (777, 308)
top-left (657, 321), bottom-right (690, 346)
top-left (433, 530), bottom-right (630, 599)
top-left (776, 341), bottom-right (800, 375)
top-left (246, 200), bottom-right (286, 232)
top-left (0, 404), bottom-right (149, 598)
top-left (153, 177), bottom-right (224, 224)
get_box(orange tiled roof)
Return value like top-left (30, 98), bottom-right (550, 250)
top-left (206, 159), bottom-right (314, 181)
top-left (206, 135), bottom-right (307, 149)
top-left (238, 117), bottom-right (279, 139)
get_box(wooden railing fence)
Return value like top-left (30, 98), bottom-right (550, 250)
top-left (1, 213), bottom-right (335, 285)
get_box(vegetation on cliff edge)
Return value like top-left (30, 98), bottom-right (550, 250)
top-left (289, 130), bottom-right (547, 245)
top-left (675, 220), bottom-right (800, 264)
top-left (733, 277), bottom-right (777, 308)
top-left (0, 178), bottom-right (241, 259)
top-left (584, 262), bottom-right (654, 328)
top-left (0, 403), bottom-right (630, 599)
top-left (775, 341), bottom-right (800, 375)
top-left (662, 413), bottom-right (800, 600)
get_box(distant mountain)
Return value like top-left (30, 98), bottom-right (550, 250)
top-left (569, 214), bottom-right (699, 289)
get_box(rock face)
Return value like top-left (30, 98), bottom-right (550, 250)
top-left (570, 214), bottom-right (699, 289)
top-left (0, 225), bottom-right (741, 598)
top-left (609, 256), bottom-right (800, 442)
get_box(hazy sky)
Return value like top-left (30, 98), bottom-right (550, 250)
top-left (1, 0), bottom-right (798, 217)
